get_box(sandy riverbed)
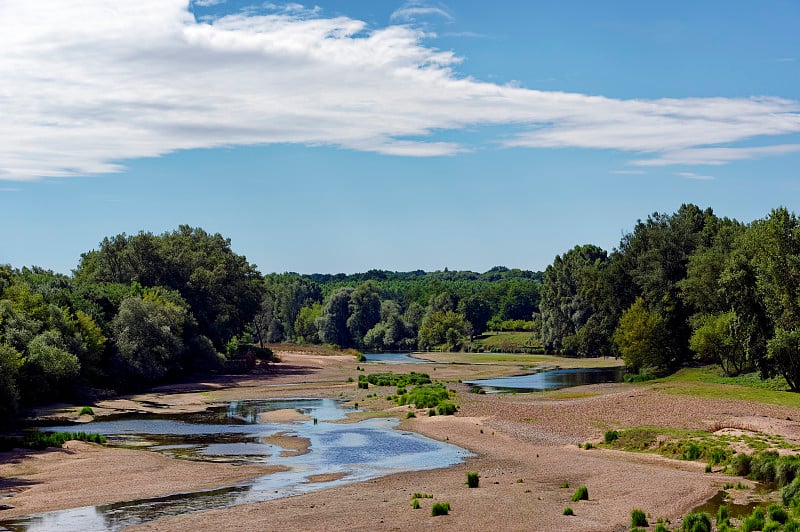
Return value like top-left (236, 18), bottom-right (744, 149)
top-left (2, 351), bottom-right (799, 531)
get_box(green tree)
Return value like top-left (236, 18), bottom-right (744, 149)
top-left (767, 328), bottom-right (800, 391)
top-left (613, 297), bottom-right (668, 372)
top-left (459, 296), bottom-right (492, 338)
top-left (317, 287), bottom-right (353, 347)
top-left (19, 330), bottom-right (81, 403)
top-left (347, 281), bottom-right (382, 347)
top-left (294, 303), bottom-right (322, 343)
top-left (689, 312), bottom-right (747, 375)
top-left (418, 311), bottom-right (471, 351)
top-left (110, 295), bottom-right (188, 390)
top-left (0, 343), bottom-right (23, 425)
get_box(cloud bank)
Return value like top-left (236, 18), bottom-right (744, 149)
top-left (2, 0), bottom-right (800, 180)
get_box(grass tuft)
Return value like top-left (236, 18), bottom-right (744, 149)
top-left (571, 485), bottom-right (588, 502)
top-left (431, 502), bottom-right (450, 516)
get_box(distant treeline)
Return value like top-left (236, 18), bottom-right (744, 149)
top-left (3, 203), bottom-right (800, 429)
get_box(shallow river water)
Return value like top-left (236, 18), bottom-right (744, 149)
top-left (0, 399), bottom-right (470, 532)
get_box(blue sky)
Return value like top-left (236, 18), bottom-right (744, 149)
top-left (1, 1), bottom-right (799, 274)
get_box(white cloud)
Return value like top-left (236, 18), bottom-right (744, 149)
top-left (676, 171), bottom-right (714, 180)
top-left (192, 0), bottom-right (226, 7)
top-left (1, 1), bottom-right (800, 181)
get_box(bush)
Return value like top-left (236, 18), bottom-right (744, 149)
top-left (563, 507), bottom-right (574, 516)
top-left (732, 453), bottom-right (752, 476)
top-left (717, 504), bottom-right (729, 526)
top-left (749, 451), bottom-right (779, 483)
top-left (784, 476), bottom-right (800, 506)
top-left (431, 502), bottom-right (450, 516)
top-left (571, 486), bottom-right (588, 502)
top-left (437, 402), bottom-right (457, 416)
top-left (466, 472), bottom-right (479, 488)
top-left (604, 430), bottom-right (619, 443)
top-left (741, 507), bottom-right (765, 532)
top-left (681, 443), bottom-right (701, 460)
top-left (397, 384), bottom-right (451, 409)
top-left (631, 508), bottom-right (648, 527)
top-left (681, 512), bottom-right (711, 532)
top-left (411, 498), bottom-right (420, 509)
top-left (23, 431), bottom-right (107, 450)
top-left (767, 503), bottom-right (788, 524)
top-left (78, 406), bottom-right (94, 416)
top-left (776, 455), bottom-right (800, 487)
top-left (655, 524), bottom-right (670, 532)
top-left (406, 411), bottom-right (416, 419)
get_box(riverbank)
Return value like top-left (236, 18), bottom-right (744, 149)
top-left (2, 350), bottom-right (799, 530)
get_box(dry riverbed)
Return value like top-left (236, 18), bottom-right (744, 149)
top-left (2, 350), bottom-right (798, 531)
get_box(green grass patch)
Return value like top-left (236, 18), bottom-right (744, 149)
top-left (571, 486), bottom-right (588, 502)
top-left (397, 384), bottom-right (453, 409)
top-left (0, 431), bottom-right (107, 451)
top-left (563, 507), bottom-right (574, 516)
top-left (648, 367), bottom-right (800, 408)
top-left (466, 471), bottom-right (479, 488)
top-left (359, 372), bottom-right (431, 387)
top-left (431, 502), bottom-right (450, 516)
top-left (78, 406), bottom-right (94, 416)
top-left (631, 508), bottom-right (648, 527)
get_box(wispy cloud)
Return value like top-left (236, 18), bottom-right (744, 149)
top-left (632, 145), bottom-right (800, 166)
top-left (391, 2), bottom-right (453, 23)
top-left (1, 1), bottom-right (800, 181)
top-left (676, 171), bottom-right (714, 180)
top-left (191, 0), bottom-right (226, 6)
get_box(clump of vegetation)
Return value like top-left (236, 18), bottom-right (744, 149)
top-left (360, 372), bottom-right (431, 387)
top-left (767, 503), bottom-right (788, 524)
top-left (78, 406), bottom-right (94, 416)
top-left (397, 384), bottom-right (453, 410)
top-left (741, 507), bottom-right (765, 532)
top-left (357, 380), bottom-right (368, 389)
top-left (631, 508), bottom-right (648, 527)
top-left (466, 471), bottom-right (480, 488)
top-left (412, 493), bottom-right (433, 499)
top-left (563, 507), bottom-right (574, 516)
top-left (583, 442), bottom-right (594, 450)
top-left (0, 431), bottom-right (107, 451)
top-left (571, 485), bottom-right (588, 502)
top-left (431, 502), bottom-right (450, 516)
top-left (411, 498), bottom-right (420, 509)
top-left (437, 401), bottom-right (457, 416)
top-left (406, 411), bottom-right (416, 418)
top-left (681, 511), bottom-right (711, 532)
top-left (604, 430), bottom-right (619, 443)
top-left (560, 481), bottom-right (570, 488)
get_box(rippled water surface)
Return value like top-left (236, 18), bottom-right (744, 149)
top-left (0, 399), bottom-right (469, 532)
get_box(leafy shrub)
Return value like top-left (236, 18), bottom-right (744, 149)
top-left (732, 453), bottom-right (752, 476)
top-left (571, 486), bottom-right (588, 502)
top-left (357, 381), bottom-right (369, 389)
top-left (466, 472), bottom-right (479, 488)
top-left (563, 507), bottom-right (574, 516)
top-left (783, 477), bottom-right (800, 506)
top-left (364, 372), bottom-right (431, 387)
top-left (397, 384), bottom-right (451, 409)
top-left (749, 451), bottom-right (779, 483)
top-left (741, 507), bottom-right (765, 532)
top-left (631, 508), bottom-right (648, 527)
top-left (604, 430), bottom-right (619, 443)
top-left (681, 512), bottom-right (711, 532)
top-left (78, 406), bottom-right (94, 416)
top-left (437, 402), bottom-right (457, 416)
top-left (681, 443), bottom-right (701, 460)
top-left (406, 411), bottom-right (416, 418)
top-left (767, 503), bottom-right (788, 524)
top-left (431, 502), bottom-right (450, 516)
top-left (428, 408), bottom-right (436, 416)
top-left (716, 504), bottom-right (729, 526)
top-left (776, 455), bottom-right (800, 487)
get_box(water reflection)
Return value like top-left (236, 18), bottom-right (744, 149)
top-left (0, 399), bottom-right (469, 532)
top-left (361, 352), bottom-right (429, 364)
top-left (466, 366), bottom-right (625, 393)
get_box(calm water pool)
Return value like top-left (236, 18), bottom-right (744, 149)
top-left (466, 366), bottom-right (625, 393)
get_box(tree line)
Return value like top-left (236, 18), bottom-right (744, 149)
top-left (4, 203), bottom-right (800, 428)
top-left (539, 204), bottom-right (800, 391)
top-left (0, 228), bottom-right (542, 426)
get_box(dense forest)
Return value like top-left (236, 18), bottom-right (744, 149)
top-left (3, 204), bottom-right (800, 428)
